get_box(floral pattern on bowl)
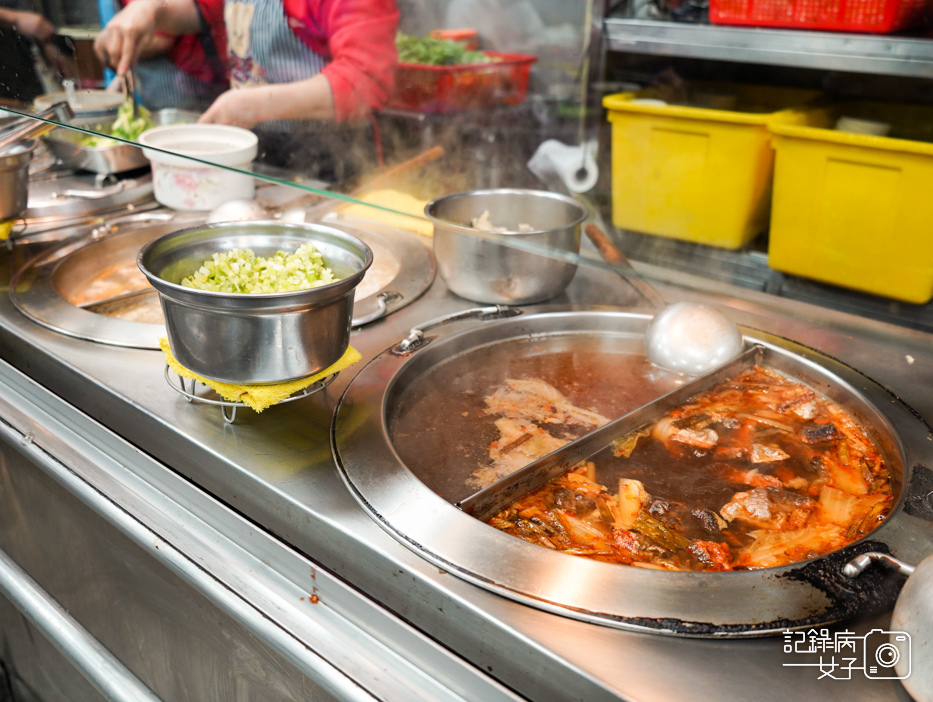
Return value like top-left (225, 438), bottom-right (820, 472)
top-left (152, 162), bottom-right (255, 211)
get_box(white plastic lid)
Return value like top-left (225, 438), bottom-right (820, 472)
top-left (139, 124), bottom-right (259, 168)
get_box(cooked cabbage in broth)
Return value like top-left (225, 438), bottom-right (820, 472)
top-left (486, 365), bottom-right (892, 571)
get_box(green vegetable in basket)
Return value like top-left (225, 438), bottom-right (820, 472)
top-left (395, 31), bottom-right (494, 66)
top-left (81, 97), bottom-right (154, 147)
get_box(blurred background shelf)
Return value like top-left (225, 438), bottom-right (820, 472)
top-left (604, 19), bottom-right (933, 78)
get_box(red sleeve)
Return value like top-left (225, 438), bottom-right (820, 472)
top-left (286, 0), bottom-right (399, 123)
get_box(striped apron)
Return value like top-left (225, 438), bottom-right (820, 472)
top-left (224, 0), bottom-right (369, 178)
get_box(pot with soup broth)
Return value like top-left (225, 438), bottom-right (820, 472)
top-left (10, 218), bottom-right (435, 349)
top-left (334, 309), bottom-right (933, 636)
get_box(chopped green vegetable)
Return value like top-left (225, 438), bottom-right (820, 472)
top-left (611, 429), bottom-right (650, 459)
top-left (80, 97), bottom-right (153, 148)
top-left (634, 512), bottom-right (691, 552)
top-left (180, 244), bottom-right (340, 294)
top-left (395, 31), bottom-right (494, 66)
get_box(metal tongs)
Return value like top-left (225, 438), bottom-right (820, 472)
top-left (122, 72), bottom-right (139, 118)
top-left (457, 344), bottom-right (766, 521)
top-left (0, 101), bottom-right (75, 152)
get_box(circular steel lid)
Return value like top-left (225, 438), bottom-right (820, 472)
top-left (11, 219), bottom-right (434, 349)
top-left (25, 170), bottom-right (154, 224)
top-left (333, 309), bottom-right (933, 637)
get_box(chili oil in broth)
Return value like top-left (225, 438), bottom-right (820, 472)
top-left (489, 365), bottom-right (893, 572)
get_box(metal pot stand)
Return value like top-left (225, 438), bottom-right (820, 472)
top-left (10, 218), bottom-right (436, 350)
top-left (332, 309), bottom-right (933, 638)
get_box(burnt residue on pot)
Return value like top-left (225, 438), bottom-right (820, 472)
top-left (780, 540), bottom-right (905, 615)
top-left (903, 464), bottom-right (933, 521)
top-left (550, 541), bottom-right (906, 638)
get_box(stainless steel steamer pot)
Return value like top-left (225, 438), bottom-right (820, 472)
top-left (425, 189), bottom-right (587, 305)
top-left (0, 140), bottom-right (35, 220)
top-left (333, 308), bottom-right (933, 637)
top-left (138, 220), bottom-right (372, 385)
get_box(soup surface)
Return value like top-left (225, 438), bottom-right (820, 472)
top-left (390, 336), bottom-right (684, 502)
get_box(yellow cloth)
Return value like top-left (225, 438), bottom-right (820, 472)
top-left (340, 189), bottom-right (433, 237)
top-left (0, 220), bottom-right (14, 241)
top-left (160, 338), bottom-right (362, 413)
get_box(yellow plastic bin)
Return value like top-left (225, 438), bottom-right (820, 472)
top-left (768, 102), bottom-right (933, 304)
top-left (603, 84), bottom-right (817, 249)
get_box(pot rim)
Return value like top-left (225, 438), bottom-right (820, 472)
top-left (139, 123), bottom-right (258, 168)
top-left (0, 139), bottom-right (36, 169)
top-left (424, 187), bottom-right (589, 237)
top-left (137, 219), bottom-right (374, 303)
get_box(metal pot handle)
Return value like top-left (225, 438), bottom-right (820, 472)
top-left (56, 180), bottom-right (134, 200)
top-left (351, 292), bottom-right (391, 327)
top-left (843, 551), bottom-right (916, 578)
top-left (394, 304), bottom-right (521, 354)
top-left (0, 547), bottom-right (163, 702)
top-left (88, 211), bottom-right (176, 240)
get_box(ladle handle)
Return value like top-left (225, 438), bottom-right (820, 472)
top-left (584, 223), bottom-right (666, 310)
top-left (299, 146), bottom-right (446, 218)
top-left (585, 223), bottom-right (634, 270)
top-left (354, 145), bottom-right (445, 196)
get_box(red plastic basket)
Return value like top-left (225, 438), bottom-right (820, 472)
top-left (387, 52), bottom-right (537, 114)
top-left (709, 0), bottom-right (932, 32)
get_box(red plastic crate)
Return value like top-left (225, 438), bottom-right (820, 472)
top-left (387, 52), bottom-right (537, 114)
top-left (710, 0), bottom-right (932, 32)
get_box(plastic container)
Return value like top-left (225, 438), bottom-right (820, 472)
top-left (138, 124), bottom-right (258, 211)
top-left (767, 101), bottom-right (933, 304)
top-left (709, 0), bottom-right (932, 33)
top-left (388, 52), bottom-right (537, 114)
top-left (603, 84), bottom-right (817, 249)
top-left (429, 29), bottom-right (479, 50)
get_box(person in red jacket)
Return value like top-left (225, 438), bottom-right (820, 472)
top-left (95, 0), bottom-right (398, 127)
top-left (95, 0), bottom-right (399, 174)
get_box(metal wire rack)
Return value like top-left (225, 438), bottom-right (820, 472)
top-left (164, 366), bottom-right (338, 424)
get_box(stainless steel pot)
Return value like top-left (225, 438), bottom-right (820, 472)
top-left (0, 140), bottom-right (35, 220)
top-left (335, 308), bottom-right (933, 636)
top-left (425, 188), bottom-right (588, 305)
top-left (891, 554), bottom-right (933, 701)
top-left (138, 220), bottom-right (372, 384)
top-left (845, 550), bottom-right (932, 701)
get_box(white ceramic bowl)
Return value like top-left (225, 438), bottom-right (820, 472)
top-left (139, 124), bottom-right (258, 211)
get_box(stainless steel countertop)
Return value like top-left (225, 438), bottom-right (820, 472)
top-left (1, 234), bottom-right (929, 702)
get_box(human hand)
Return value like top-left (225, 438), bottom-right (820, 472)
top-left (39, 41), bottom-right (72, 78)
top-left (11, 10), bottom-right (55, 42)
top-left (94, 0), bottom-right (160, 76)
top-left (198, 88), bottom-right (269, 130)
